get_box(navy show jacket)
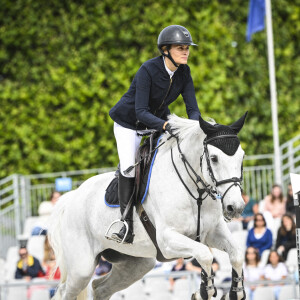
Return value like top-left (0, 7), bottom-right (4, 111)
top-left (109, 56), bottom-right (200, 131)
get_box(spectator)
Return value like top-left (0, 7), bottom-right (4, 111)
top-left (264, 184), bottom-right (286, 219)
top-left (285, 183), bottom-right (295, 216)
top-left (276, 213), bottom-right (296, 261)
top-left (38, 191), bottom-right (61, 217)
top-left (15, 247), bottom-right (45, 280)
top-left (32, 191), bottom-right (61, 235)
top-left (43, 236), bottom-right (60, 279)
top-left (243, 246), bottom-right (264, 300)
top-left (169, 258), bottom-right (186, 292)
top-left (40, 236), bottom-right (60, 298)
top-left (246, 213), bottom-right (273, 256)
top-left (95, 257), bottom-right (112, 276)
top-left (263, 250), bottom-right (288, 300)
top-left (241, 191), bottom-right (258, 230)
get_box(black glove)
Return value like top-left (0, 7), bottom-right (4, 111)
top-left (165, 123), bottom-right (175, 136)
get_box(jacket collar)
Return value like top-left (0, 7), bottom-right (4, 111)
top-left (154, 56), bottom-right (183, 77)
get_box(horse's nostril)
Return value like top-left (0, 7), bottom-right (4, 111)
top-left (227, 205), bottom-right (234, 213)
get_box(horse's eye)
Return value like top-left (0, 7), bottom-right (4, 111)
top-left (211, 155), bottom-right (218, 163)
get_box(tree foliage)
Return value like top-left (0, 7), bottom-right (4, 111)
top-left (0, 0), bottom-right (299, 178)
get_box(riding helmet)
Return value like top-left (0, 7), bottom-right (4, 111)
top-left (157, 25), bottom-right (197, 50)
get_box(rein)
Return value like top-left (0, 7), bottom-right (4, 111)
top-left (170, 133), bottom-right (243, 242)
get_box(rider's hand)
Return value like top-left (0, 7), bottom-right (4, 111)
top-left (165, 123), bottom-right (174, 135)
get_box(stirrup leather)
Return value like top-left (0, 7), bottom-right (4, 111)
top-left (105, 219), bottom-right (130, 244)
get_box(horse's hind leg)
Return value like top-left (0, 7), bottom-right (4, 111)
top-left (92, 255), bottom-right (156, 300)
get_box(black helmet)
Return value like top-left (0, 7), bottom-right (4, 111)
top-left (157, 25), bottom-right (197, 49)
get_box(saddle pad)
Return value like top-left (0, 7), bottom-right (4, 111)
top-left (104, 136), bottom-right (162, 207)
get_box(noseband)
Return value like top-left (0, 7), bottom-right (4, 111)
top-left (170, 133), bottom-right (243, 242)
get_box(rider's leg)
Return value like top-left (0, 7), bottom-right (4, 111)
top-left (112, 173), bottom-right (135, 243)
top-left (111, 122), bottom-right (142, 243)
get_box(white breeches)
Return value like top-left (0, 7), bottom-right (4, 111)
top-left (114, 122), bottom-right (152, 177)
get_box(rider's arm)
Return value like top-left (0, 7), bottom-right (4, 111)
top-left (135, 66), bottom-right (166, 131)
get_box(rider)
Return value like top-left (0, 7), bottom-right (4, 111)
top-left (109, 25), bottom-right (201, 243)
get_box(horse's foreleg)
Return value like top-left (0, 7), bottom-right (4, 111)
top-left (92, 256), bottom-right (156, 300)
top-left (206, 222), bottom-right (246, 300)
top-left (157, 228), bottom-right (216, 300)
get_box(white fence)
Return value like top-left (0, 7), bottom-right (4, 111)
top-left (0, 272), bottom-right (298, 300)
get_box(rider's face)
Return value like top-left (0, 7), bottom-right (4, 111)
top-left (164, 44), bottom-right (190, 66)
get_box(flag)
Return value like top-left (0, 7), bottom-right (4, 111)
top-left (246, 0), bottom-right (266, 42)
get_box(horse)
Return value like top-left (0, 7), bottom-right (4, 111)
top-left (48, 112), bottom-right (248, 300)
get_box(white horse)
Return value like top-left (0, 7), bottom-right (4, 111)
top-left (48, 113), bottom-right (248, 300)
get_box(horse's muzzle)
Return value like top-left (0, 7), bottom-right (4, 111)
top-left (224, 203), bottom-right (245, 220)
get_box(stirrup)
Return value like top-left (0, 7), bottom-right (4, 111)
top-left (105, 219), bottom-right (129, 244)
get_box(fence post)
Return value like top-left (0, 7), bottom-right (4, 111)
top-left (13, 175), bottom-right (21, 238)
top-left (288, 141), bottom-right (295, 173)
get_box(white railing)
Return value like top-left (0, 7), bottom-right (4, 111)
top-left (0, 272), bottom-right (298, 300)
top-left (0, 175), bottom-right (23, 259)
top-left (280, 134), bottom-right (300, 186)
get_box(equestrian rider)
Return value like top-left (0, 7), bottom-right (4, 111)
top-left (109, 25), bottom-right (201, 243)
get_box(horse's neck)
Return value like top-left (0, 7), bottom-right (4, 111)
top-left (155, 134), bottom-right (206, 198)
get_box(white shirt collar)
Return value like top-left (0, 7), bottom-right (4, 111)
top-left (163, 57), bottom-right (176, 78)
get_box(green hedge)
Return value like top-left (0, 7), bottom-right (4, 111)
top-left (0, 0), bottom-right (299, 178)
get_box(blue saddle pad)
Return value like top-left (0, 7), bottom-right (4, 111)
top-left (104, 136), bottom-right (162, 207)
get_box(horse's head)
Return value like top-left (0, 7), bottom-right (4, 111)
top-left (199, 112), bottom-right (248, 221)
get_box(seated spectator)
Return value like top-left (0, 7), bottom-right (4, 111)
top-left (169, 258), bottom-right (186, 292)
top-left (246, 213), bottom-right (273, 256)
top-left (263, 250), bottom-right (288, 300)
top-left (240, 192), bottom-right (258, 230)
top-left (38, 191), bottom-right (61, 217)
top-left (95, 257), bottom-right (112, 276)
top-left (15, 247), bottom-right (45, 280)
top-left (276, 213), bottom-right (296, 261)
top-left (32, 191), bottom-right (61, 235)
top-left (43, 236), bottom-right (60, 279)
top-left (243, 246), bottom-right (264, 300)
top-left (285, 183), bottom-right (295, 216)
top-left (263, 184), bottom-right (286, 219)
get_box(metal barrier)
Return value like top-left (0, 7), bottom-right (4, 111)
top-left (0, 175), bottom-right (23, 259)
top-left (243, 154), bottom-right (274, 201)
top-left (0, 272), bottom-right (298, 300)
top-left (281, 134), bottom-right (300, 187)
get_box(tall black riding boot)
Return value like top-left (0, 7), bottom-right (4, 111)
top-left (112, 174), bottom-right (135, 243)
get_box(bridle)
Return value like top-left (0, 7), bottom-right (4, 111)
top-left (201, 135), bottom-right (243, 202)
top-left (170, 133), bottom-right (243, 242)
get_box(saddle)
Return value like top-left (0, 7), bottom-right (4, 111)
top-left (105, 132), bottom-right (160, 207)
top-left (105, 132), bottom-right (173, 262)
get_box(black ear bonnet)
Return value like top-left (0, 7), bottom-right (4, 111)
top-left (206, 125), bottom-right (240, 156)
top-left (199, 112), bottom-right (248, 156)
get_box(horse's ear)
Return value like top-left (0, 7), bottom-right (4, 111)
top-left (199, 115), bottom-right (218, 135)
top-left (229, 112), bottom-right (248, 134)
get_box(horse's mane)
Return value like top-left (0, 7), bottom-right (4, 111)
top-left (159, 114), bottom-right (215, 153)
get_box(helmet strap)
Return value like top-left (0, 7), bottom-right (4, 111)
top-left (159, 48), bottom-right (179, 68)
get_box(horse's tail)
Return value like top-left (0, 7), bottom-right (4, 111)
top-left (48, 192), bottom-right (72, 298)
